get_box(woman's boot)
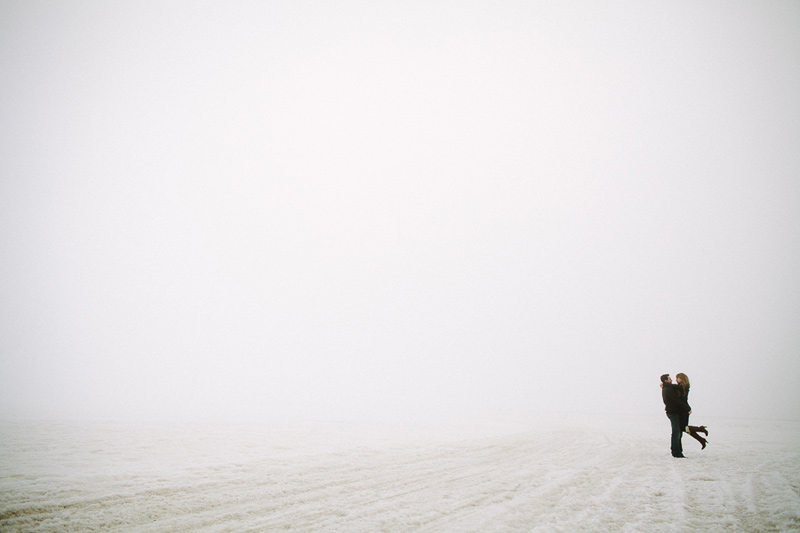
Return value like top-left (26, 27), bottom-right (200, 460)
top-left (687, 426), bottom-right (707, 449)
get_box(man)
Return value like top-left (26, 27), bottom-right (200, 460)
top-left (661, 374), bottom-right (690, 458)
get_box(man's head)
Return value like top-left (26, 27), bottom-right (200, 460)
top-left (660, 374), bottom-right (671, 384)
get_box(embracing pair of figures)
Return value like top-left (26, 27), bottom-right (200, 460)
top-left (660, 373), bottom-right (708, 458)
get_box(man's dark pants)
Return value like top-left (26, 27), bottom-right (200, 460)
top-left (667, 413), bottom-right (683, 457)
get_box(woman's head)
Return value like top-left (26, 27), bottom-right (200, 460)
top-left (676, 373), bottom-right (690, 389)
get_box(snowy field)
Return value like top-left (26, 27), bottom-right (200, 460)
top-left (1, 414), bottom-right (799, 532)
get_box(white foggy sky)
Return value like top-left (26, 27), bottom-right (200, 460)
top-left (1, 1), bottom-right (799, 422)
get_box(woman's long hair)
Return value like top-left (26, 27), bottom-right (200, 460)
top-left (676, 373), bottom-right (690, 397)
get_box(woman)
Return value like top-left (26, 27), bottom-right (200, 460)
top-left (675, 373), bottom-right (709, 449)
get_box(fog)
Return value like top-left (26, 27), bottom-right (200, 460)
top-left (2, 1), bottom-right (799, 424)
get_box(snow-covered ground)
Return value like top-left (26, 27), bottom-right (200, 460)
top-left (1, 414), bottom-right (799, 532)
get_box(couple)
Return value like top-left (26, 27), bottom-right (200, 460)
top-left (660, 373), bottom-right (708, 458)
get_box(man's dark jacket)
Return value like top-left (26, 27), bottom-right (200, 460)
top-left (662, 383), bottom-right (690, 415)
